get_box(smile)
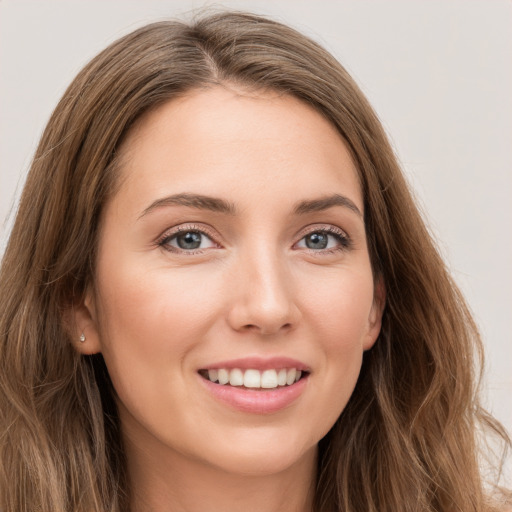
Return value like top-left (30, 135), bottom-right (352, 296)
top-left (197, 358), bottom-right (310, 414)
top-left (199, 368), bottom-right (306, 389)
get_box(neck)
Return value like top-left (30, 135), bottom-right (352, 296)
top-left (124, 427), bottom-right (317, 512)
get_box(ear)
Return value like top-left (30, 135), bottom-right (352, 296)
top-left (363, 276), bottom-right (386, 351)
top-left (64, 286), bottom-right (102, 355)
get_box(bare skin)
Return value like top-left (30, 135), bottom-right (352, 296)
top-left (125, 420), bottom-right (316, 512)
top-left (74, 86), bottom-right (384, 512)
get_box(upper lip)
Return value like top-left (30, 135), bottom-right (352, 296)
top-left (198, 356), bottom-right (310, 372)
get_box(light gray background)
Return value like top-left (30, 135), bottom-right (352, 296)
top-left (1, 0), bottom-right (511, 474)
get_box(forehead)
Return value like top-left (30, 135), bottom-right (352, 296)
top-left (114, 86), bottom-right (362, 215)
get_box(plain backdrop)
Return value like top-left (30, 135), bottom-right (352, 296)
top-left (1, 0), bottom-right (511, 475)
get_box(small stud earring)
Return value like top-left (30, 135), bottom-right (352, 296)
top-left (79, 332), bottom-right (86, 343)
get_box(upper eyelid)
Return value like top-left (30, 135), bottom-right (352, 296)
top-left (156, 223), bottom-right (220, 246)
top-left (293, 225), bottom-right (352, 252)
top-left (295, 223), bottom-right (349, 239)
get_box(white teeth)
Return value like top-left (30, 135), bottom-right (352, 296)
top-left (277, 369), bottom-right (287, 386)
top-left (218, 368), bottom-right (229, 385)
top-left (244, 369), bottom-right (261, 388)
top-left (229, 368), bottom-right (244, 386)
top-left (205, 367), bottom-right (305, 388)
top-left (286, 368), bottom-right (297, 385)
top-left (261, 369), bottom-right (278, 388)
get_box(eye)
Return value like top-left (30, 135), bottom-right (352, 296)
top-left (158, 228), bottom-right (217, 253)
top-left (295, 228), bottom-right (350, 252)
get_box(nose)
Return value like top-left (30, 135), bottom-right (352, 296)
top-left (226, 248), bottom-right (301, 336)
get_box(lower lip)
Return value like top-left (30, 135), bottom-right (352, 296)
top-left (199, 374), bottom-right (308, 414)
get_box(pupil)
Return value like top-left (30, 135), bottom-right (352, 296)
top-left (177, 231), bottom-right (202, 250)
top-left (306, 232), bottom-right (328, 249)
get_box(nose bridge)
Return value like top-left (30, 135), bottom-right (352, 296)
top-left (228, 239), bottom-right (299, 334)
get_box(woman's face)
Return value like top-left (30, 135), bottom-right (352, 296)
top-left (78, 86), bottom-right (384, 476)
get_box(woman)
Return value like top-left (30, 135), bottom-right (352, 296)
top-left (0, 10), bottom-right (509, 512)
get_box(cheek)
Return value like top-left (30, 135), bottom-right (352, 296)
top-left (96, 258), bottom-right (221, 346)
top-left (92, 263), bottom-right (228, 442)
top-left (93, 259), bottom-right (222, 400)
top-left (299, 267), bottom-right (374, 426)
top-left (303, 266), bottom-right (375, 348)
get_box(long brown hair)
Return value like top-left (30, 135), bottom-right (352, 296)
top-left (0, 11), bottom-right (509, 512)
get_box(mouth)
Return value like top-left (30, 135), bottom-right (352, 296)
top-left (197, 357), bottom-right (310, 413)
top-left (198, 367), bottom-right (309, 390)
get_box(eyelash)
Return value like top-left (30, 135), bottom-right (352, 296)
top-left (295, 225), bottom-right (352, 254)
top-left (156, 224), bottom-right (219, 255)
top-left (156, 224), bottom-right (352, 255)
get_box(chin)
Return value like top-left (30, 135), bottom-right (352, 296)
top-left (194, 427), bottom-right (318, 477)
top-left (212, 447), bottom-right (316, 478)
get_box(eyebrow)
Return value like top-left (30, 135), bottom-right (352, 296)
top-left (293, 194), bottom-right (363, 218)
top-left (139, 193), bottom-right (236, 219)
top-left (139, 192), bottom-right (362, 219)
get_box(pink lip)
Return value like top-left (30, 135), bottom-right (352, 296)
top-left (199, 356), bottom-right (310, 371)
top-left (199, 374), bottom-right (308, 414)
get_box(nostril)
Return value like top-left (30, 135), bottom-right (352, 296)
top-left (227, 298), bottom-right (301, 335)
top-left (242, 324), bottom-right (258, 332)
top-left (243, 322), bottom-right (293, 335)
